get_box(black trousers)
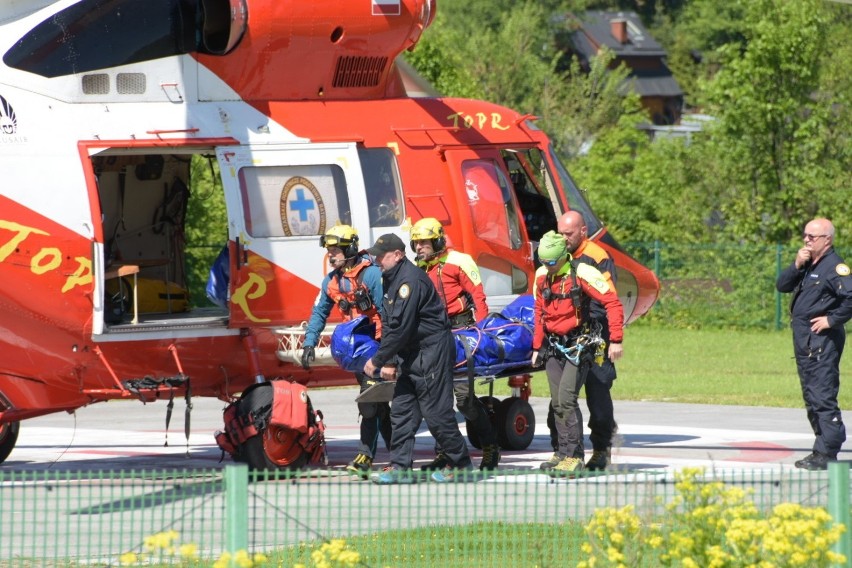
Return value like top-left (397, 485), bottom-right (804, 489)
top-left (434, 380), bottom-right (497, 454)
top-left (388, 333), bottom-right (471, 469)
top-left (792, 323), bottom-right (847, 458)
top-left (354, 372), bottom-right (392, 459)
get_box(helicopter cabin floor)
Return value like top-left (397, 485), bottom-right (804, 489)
top-left (104, 306), bottom-right (229, 333)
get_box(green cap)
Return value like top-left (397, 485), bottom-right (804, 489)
top-left (538, 230), bottom-right (568, 262)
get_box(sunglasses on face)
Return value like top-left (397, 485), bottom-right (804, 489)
top-left (803, 233), bottom-right (828, 241)
top-left (542, 258), bottom-right (561, 267)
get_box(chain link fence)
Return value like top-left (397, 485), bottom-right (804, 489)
top-left (624, 242), bottom-right (852, 331)
top-left (1, 465), bottom-right (849, 566)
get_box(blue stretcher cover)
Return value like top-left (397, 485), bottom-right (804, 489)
top-left (331, 295), bottom-right (535, 376)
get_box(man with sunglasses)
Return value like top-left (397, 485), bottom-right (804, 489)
top-left (301, 224), bottom-right (391, 479)
top-left (531, 230), bottom-right (624, 475)
top-left (777, 218), bottom-right (852, 470)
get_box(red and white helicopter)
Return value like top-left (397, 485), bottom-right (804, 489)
top-left (0, 0), bottom-right (658, 469)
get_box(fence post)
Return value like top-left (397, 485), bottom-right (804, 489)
top-left (828, 461), bottom-right (851, 567)
top-left (653, 240), bottom-right (661, 278)
top-left (775, 244), bottom-right (783, 331)
top-left (225, 464), bottom-right (249, 566)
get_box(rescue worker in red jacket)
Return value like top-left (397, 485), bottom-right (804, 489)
top-left (410, 217), bottom-right (500, 471)
top-left (546, 210), bottom-right (620, 471)
top-left (531, 230), bottom-right (624, 474)
top-left (301, 224), bottom-right (391, 478)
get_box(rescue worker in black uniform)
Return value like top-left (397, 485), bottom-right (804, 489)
top-left (776, 218), bottom-right (852, 470)
top-left (363, 233), bottom-right (472, 484)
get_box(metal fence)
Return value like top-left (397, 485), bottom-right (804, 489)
top-left (1, 465), bottom-right (850, 567)
top-left (624, 242), bottom-right (852, 330)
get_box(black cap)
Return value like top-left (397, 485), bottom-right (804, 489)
top-left (366, 233), bottom-right (406, 256)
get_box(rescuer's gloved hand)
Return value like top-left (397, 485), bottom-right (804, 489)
top-left (301, 346), bottom-right (315, 370)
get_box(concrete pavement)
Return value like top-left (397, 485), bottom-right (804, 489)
top-left (4, 387), bottom-right (844, 473)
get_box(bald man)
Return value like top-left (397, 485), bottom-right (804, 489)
top-left (777, 218), bottom-right (852, 470)
top-left (545, 210), bottom-right (620, 471)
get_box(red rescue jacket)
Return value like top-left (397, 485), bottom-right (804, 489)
top-left (419, 249), bottom-right (488, 321)
top-left (532, 260), bottom-right (623, 349)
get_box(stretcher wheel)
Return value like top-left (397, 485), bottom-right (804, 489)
top-left (495, 397), bottom-right (535, 450)
top-left (466, 396), bottom-right (500, 449)
top-left (0, 421), bottom-right (19, 464)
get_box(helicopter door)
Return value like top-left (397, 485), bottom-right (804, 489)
top-left (443, 149), bottom-right (533, 299)
top-left (217, 144), bottom-right (368, 327)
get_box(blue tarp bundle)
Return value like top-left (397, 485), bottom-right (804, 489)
top-left (453, 295), bottom-right (534, 375)
top-left (331, 295), bottom-right (535, 376)
top-left (330, 317), bottom-right (379, 373)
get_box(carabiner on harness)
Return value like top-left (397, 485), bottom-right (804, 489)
top-left (547, 326), bottom-right (605, 366)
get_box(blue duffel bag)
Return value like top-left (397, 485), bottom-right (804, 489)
top-left (330, 316), bottom-right (379, 373)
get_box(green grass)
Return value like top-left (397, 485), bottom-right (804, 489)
top-left (486, 327), bottom-right (852, 409)
top-left (274, 521), bottom-right (584, 567)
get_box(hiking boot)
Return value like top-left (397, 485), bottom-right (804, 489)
top-left (586, 449), bottom-right (611, 471)
top-left (345, 452), bottom-right (373, 479)
top-left (551, 456), bottom-right (585, 475)
top-left (795, 451), bottom-right (830, 471)
top-left (370, 466), bottom-right (417, 485)
top-left (431, 465), bottom-right (474, 483)
top-left (539, 453), bottom-right (563, 471)
top-left (479, 444), bottom-right (501, 471)
top-left (421, 452), bottom-right (451, 471)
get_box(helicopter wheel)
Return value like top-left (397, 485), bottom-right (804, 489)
top-left (0, 421), bottom-right (20, 464)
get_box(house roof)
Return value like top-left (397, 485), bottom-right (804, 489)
top-left (570, 11), bottom-right (668, 59)
top-left (567, 10), bottom-right (682, 98)
top-left (629, 69), bottom-right (684, 97)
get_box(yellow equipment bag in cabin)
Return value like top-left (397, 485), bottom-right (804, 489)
top-left (106, 277), bottom-right (189, 315)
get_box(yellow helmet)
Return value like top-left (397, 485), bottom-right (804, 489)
top-left (410, 217), bottom-right (446, 252)
top-left (320, 224), bottom-right (359, 257)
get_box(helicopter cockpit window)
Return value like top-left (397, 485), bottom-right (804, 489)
top-left (238, 165), bottom-right (351, 238)
top-left (357, 147), bottom-right (403, 227)
top-left (462, 160), bottom-right (523, 250)
top-left (501, 149), bottom-right (557, 242)
top-left (547, 146), bottom-right (603, 237)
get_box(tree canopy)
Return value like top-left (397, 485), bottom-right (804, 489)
top-left (406, 0), bottom-right (852, 247)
